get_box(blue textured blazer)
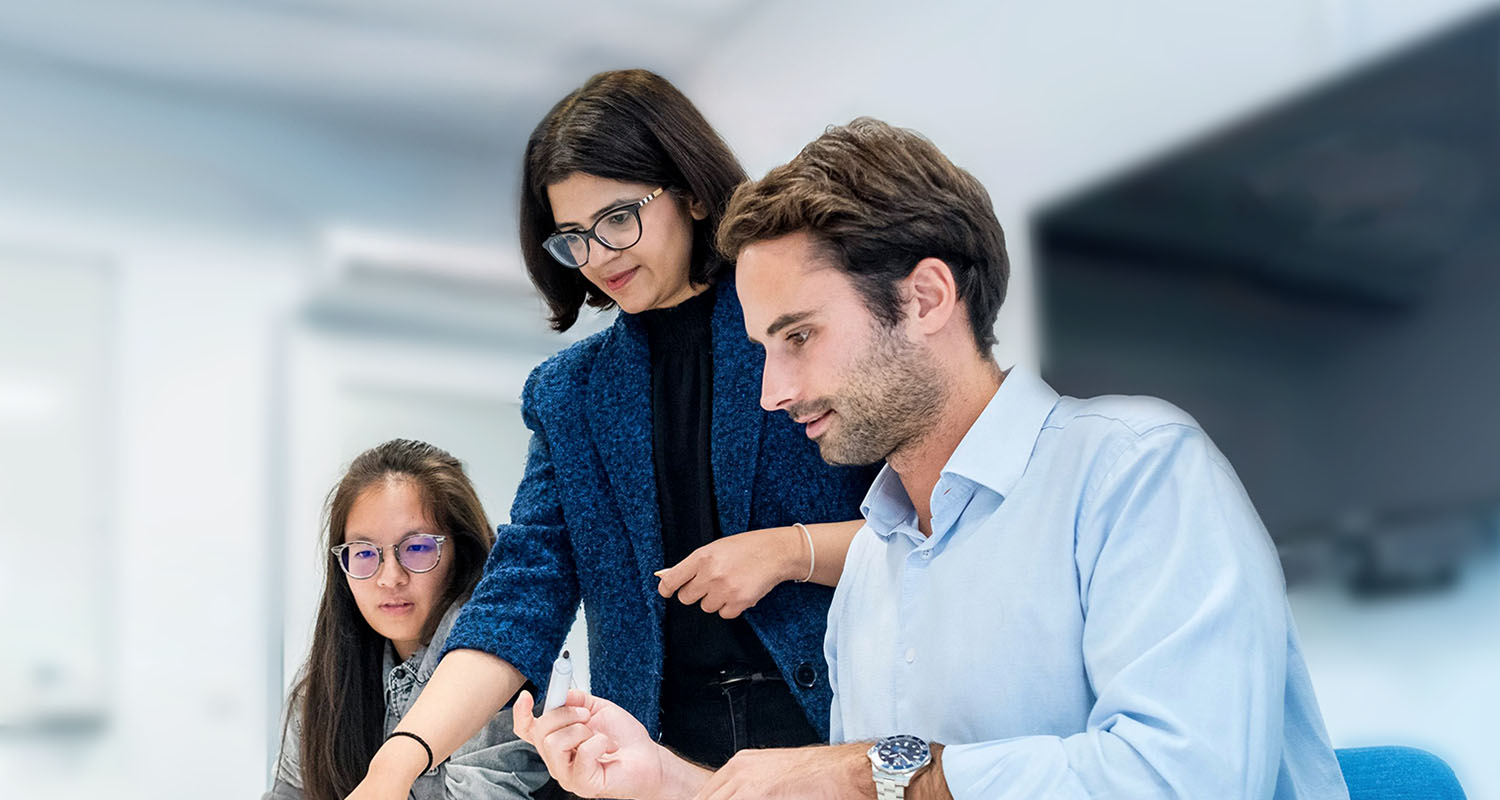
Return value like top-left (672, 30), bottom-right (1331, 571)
top-left (446, 280), bottom-right (878, 738)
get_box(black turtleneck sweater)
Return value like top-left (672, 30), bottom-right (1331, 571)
top-left (639, 288), bottom-right (781, 696)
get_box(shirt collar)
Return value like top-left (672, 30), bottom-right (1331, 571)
top-left (859, 465), bottom-right (916, 538)
top-left (383, 601), bottom-right (463, 684)
top-left (859, 366), bottom-right (1060, 539)
top-left (942, 367), bottom-right (1059, 499)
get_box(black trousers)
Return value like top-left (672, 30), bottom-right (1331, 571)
top-left (658, 672), bottom-right (823, 769)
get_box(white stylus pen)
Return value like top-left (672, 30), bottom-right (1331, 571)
top-left (541, 649), bottom-right (574, 712)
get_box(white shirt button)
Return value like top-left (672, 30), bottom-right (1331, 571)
top-left (905, 648), bottom-right (916, 663)
top-left (921, 549), bottom-right (933, 560)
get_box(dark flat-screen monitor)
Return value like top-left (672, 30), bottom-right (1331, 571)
top-left (1035, 10), bottom-right (1500, 589)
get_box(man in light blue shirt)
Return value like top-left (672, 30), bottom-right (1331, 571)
top-left (514, 118), bottom-right (1349, 800)
top-left (824, 364), bottom-right (1346, 798)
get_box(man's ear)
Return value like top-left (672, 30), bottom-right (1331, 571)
top-left (906, 257), bottom-right (959, 335)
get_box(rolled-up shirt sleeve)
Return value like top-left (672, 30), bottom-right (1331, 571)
top-left (940, 424), bottom-right (1290, 799)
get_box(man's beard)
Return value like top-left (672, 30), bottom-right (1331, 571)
top-left (789, 326), bottom-right (947, 467)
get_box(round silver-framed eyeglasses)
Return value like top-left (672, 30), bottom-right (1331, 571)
top-left (330, 533), bottom-right (448, 580)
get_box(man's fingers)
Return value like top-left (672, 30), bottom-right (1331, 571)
top-left (522, 703), bottom-right (590, 753)
top-left (692, 765), bottom-right (730, 800)
top-left (562, 730), bottom-right (618, 792)
top-left (528, 707), bottom-right (591, 778)
top-left (512, 690), bottom-right (535, 741)
top-left (574, 729), bottom-right (617, 766)
top-left (700, 762), bottom-right (753, 800)
top-left (541, 720), bottom-right (595, 765)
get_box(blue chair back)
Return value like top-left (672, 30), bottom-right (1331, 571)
top-left (1337, 746), bottom-right (1464, 800)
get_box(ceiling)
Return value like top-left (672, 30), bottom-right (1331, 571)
top-left (0, 0), bottom-right (755, 152)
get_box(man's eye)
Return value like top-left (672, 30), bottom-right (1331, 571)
top-left (787, 330), bottom-right (811, 347)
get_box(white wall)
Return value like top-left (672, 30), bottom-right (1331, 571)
top-left (0, 220), bottom-right (301, 799)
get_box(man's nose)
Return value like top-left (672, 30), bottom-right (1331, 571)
top-left (760, 357), bottom-right (796, 413)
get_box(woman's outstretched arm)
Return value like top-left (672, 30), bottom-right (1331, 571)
top-left (345, 650), bottom-right (526, 800)
top-left (655, 519), bottom-right (864, 618)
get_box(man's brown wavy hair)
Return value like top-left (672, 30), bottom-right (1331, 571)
top-left (717, 117), bottom-right (1009, 353)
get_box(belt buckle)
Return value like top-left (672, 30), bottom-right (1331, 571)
top-left (709, 669), bottom-right (767, 689)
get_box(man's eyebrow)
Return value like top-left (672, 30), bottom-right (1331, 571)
top-left (765, 310), bottom-right (816, 338)
top-left (556, 197), bottom-right (637, 231)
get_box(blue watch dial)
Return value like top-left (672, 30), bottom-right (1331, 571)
top-left (874, 735), bottom-right (931, 771)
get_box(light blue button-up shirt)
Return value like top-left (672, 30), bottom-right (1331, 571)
top-left (826, 368), bottom-right (1348, 799)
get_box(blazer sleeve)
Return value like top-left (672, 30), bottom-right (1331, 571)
top-left (443, 370), bottom-right (582, 690)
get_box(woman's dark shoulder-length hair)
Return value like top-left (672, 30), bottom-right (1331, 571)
top-left (286, 439), bottom-right (494, 800)
top-left (520, 68), bottom-right (748, 331)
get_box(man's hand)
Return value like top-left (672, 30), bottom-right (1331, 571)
top-left (656, 526), bottom-right (806, 618)
top-left (514, 688), bottom-right (709, 800)
top-left (693, 743), bottom-right (871, 800)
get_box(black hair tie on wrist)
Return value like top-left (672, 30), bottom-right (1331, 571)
top-left (386, 730), bottom-right (435, 775)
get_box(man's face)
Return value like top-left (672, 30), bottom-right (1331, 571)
top-left (738, 231), bottom-right (944, 466)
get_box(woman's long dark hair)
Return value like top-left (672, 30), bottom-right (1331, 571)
top-left (287, 439), bottom-right (495, 800)
top-left (520, 68), bottom-right (749, 331)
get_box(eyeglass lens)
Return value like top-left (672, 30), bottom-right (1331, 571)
top-left (545, 205), bottom-right (643, 268)
top-left (338, 534), bottom-right (442, 579)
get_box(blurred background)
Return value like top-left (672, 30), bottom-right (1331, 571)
top-left (1, 1), bottom-right (1497, 797)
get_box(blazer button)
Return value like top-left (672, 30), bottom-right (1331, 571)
top-left (793, 662), bottom-right (818, 688)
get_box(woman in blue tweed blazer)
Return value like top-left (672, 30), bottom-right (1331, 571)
top-left (346, 70), bottom-right (876, 799)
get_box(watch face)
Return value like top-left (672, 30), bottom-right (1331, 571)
top-left (873, 735), bottom-right (931, 772)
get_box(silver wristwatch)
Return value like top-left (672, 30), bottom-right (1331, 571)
top-left (868, 734), bottom-right (932, 800)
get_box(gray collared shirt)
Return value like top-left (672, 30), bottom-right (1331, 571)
top-left (264, 603), bottom-right (549, 799)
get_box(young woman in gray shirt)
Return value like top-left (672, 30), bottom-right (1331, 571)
top-left (264, 439), bottom-right (549, 800)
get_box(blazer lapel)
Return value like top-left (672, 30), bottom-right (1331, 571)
top-left (710, 281), bottom-right (765, 538)
top-left (585, 316), bottom-right (664, 593)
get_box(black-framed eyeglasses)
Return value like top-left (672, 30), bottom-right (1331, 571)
top-left (330, 533), bottom-right (448, 580)
top-left (542, 187), bottom-right (664, 269)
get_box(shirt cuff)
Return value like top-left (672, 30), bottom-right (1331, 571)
top-left (940, 737), bottom-right (1091, 800)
